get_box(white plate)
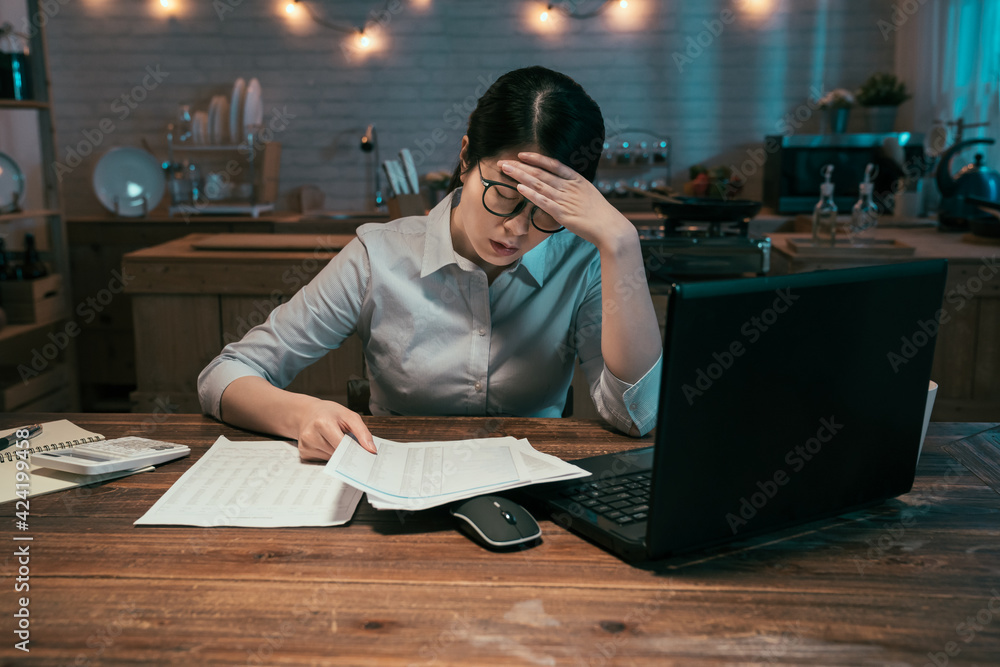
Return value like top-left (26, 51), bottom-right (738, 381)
top-left (206, 99), bottom-right (218, 145)
top-left (192, 111), bottom-right (208, 145)
top-left (0, 151), bottom-right (25, 213)
top-left (209, 95), bottom-right (229, 145)
top-left (230, 77), bottom-right (246, 144)
top-left (92, 147), bottom-right (165, 217)
top-left (243, 78), bottom-right (263, 133)
top-left (215, 96), bottom-right (229, 146)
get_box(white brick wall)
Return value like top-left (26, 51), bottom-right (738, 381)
top-left (43, 0), bottom-right (896, 215)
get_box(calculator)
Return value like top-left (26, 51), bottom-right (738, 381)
top-left (33, 437), bottom-right (191, 475)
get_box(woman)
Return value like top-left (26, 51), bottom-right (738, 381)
top-left (198, 66), bottom-right (662, 460)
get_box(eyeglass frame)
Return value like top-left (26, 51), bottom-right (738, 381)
top-left (477, 162), bottom-right (564, 234)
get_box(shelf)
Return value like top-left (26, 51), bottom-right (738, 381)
top-left (0, 316), bottom-right (67, 344)
top-left (169, 202), bottom-right (275, 218)
top-left (0, 99), bottom-right (50, 110)
top-left (0, 209), bottom-right (61, 223)
top-left (172, 144), bottom-right (252, 152)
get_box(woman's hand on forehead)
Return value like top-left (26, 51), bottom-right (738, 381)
top-left (499, 152), bottom-right (634, 250)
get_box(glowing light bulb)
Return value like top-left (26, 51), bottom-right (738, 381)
top-left (358, 32), bottom-right (371, 48)
top-left (160, 0), bottom-right (170, 7)
top-left (285, 2), bottom-right (296, 14)
top-left (619, 0), bottom-right (628, 7)
top-left (539, 9), bottom-right (549, 21)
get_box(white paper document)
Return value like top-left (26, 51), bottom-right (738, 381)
top-left (324, 435), bottom-right (589, 511)
top-left (135, 436), bottom-right (363, 527)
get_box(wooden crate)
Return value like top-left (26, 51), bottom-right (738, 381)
top-left (0, 274), bottom-right (69, 324)
top-left (0, 363), bottom-right (69, 411)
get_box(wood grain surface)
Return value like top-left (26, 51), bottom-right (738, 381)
top-left (1, 414), bottom-right (998, 666)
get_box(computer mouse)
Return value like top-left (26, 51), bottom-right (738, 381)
top-left (450, 495), bottom-right (542, 550)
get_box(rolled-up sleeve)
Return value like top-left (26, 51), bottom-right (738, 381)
top-left (572, 259), bottom-right (662, 437)
top-left (592, 355), bottom-right (662, 436)
top-left (197, 238), bottom-right (371, 420)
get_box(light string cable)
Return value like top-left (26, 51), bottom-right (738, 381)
top-left (546, 0), bottom-right (624, 20)
top-left (291, 0), bottom-right (397, 37)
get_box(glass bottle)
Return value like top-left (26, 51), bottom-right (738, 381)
top-left (0, 238), bottom-right (11, 280)
top-left (0, 23), bottom-right (32, 101)
top-left (18, 233), bottom-right (47, 280)
top-left (850, 178), bottom-right (879, 243)
top-left (812, 165), bottom-right (838, 246)
top-left (176, 104), bottom-right (193, 143)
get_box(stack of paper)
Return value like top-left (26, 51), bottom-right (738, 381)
top-left (324, 435), bottom-right (589, 511)
top-left (135, 437), bottom-right (363, 527)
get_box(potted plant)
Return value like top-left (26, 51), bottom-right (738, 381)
top-left (855, 72), bottom-right (911, 133)
top-left (817, 88), bottom-right (855, 134)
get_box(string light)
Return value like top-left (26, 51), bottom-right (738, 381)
top-left (357, 31), bottom-right (371, 48)
top-left (537, 0), bottom-right (628, 23)
top-left (159, 0), bottom-right (170, 7)
top-left (285, 2), bottom-right (297, 14)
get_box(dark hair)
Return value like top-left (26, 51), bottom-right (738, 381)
top-left (448, 66), bottom-right (605, 192)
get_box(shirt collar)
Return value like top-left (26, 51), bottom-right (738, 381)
top-left (420, 188), bottom-right (548, 287)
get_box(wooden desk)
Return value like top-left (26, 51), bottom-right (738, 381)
top-left (2, 414), bottom-right (999, 665)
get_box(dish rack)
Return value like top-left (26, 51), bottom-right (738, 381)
top-left (165, 126), bottom-right (281, 218)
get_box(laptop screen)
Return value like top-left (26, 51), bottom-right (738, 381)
top-left (645, 260), bottom-right (948, 558)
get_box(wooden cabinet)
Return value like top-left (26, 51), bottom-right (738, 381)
top-left (769, 228), bottom-right (1000, 421)
top-left (67, 216), bottom-right (280, 411)
top-left (67, 214), bottom-right (382, 411)
top-left (0, 0), bottom-right (77, 412)
top-left (122, 233), bottom-right (365, 413)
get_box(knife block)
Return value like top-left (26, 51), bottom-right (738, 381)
top-left (386, 194), bottom-right (426, 220)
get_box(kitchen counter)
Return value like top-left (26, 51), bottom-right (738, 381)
top-left (66, 213), bottom-right (388, 410)
top-left (767, 225), bottom-right (1000, 422)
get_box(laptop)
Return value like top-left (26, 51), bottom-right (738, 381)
top-left (520, 259), bottom-right (948, 562)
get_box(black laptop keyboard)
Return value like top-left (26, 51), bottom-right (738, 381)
top-left (560, 472), bottom-right (652, 526)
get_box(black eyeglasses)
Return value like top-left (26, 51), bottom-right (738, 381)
top-left (478, 162), bottom-right (564, 234)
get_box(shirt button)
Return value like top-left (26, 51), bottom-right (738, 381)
top-left (478, 328), bottom-right (486, 336)
top-left (630, 402), bottom-right (638, 411)
top-left (474, 381), bottom-right (482, 391)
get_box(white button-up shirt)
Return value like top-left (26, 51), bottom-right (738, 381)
top-left (198, 190), bottom-right (662, 435)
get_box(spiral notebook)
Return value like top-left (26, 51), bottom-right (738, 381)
top-left (1, 420), bottom-right (153, 504)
